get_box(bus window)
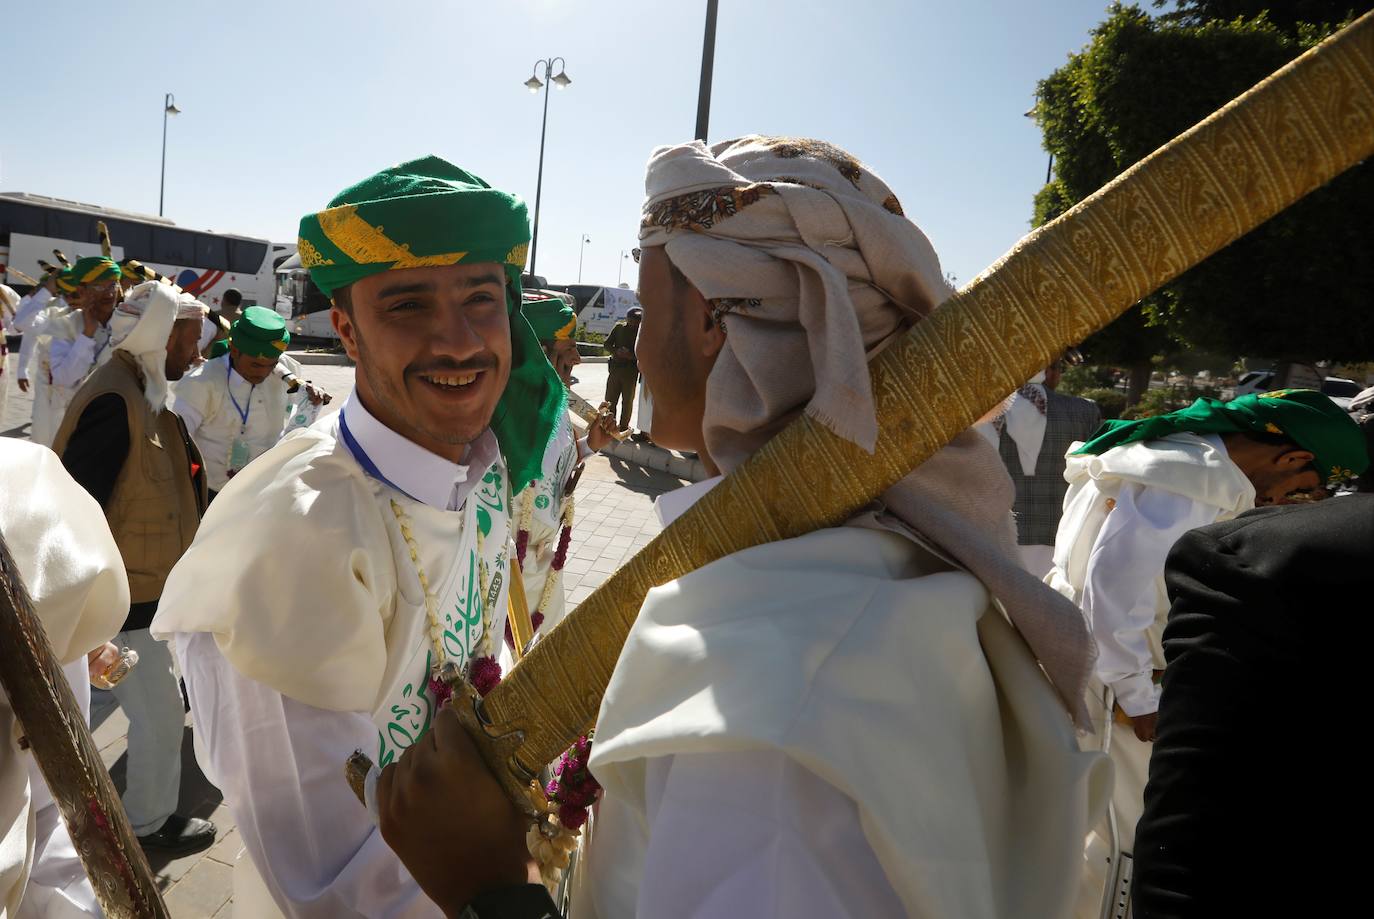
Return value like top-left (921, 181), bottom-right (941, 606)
top-left (197, 234), bottom-right (228, 268)
top-left (229, 239), bottom-right (268, 274)
top-left (154, 228), bottom-right (194, 265)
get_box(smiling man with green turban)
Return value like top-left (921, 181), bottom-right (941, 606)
top-left (152, 155), bottom-right (565, 918)
top-left (1046, 386), bottom-right (1367, 882)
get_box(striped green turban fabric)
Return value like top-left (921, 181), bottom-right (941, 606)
top-left (297, 155), bottom-right (563, 494)
top-left (55, 268), bottom-right (78, 294)
top-left (72, 256), bottom-right (121, 286)
top-left (1074, 389), bottom-right (1369, 487)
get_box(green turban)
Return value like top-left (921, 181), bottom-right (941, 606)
top-left (72, 256), bottom-right (120, 286)
top-left (1074, 389), bottom-right (1369, 487)
top-left (524, 295), bottom-right (577, 342)
top-left (55, 268), bottom-right (78, 294)
top-left (231, 306), bottom-right (290, 358)
top-left (297, 155), bottom-right (562, 494)
top-left (208, 338), bottom-right (230, 360)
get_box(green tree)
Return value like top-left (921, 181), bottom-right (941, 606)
top-left (1031, 2), bottom-right (1374, 400)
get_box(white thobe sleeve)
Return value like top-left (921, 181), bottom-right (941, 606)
top-left (174, 632), bottom-right (441, 919)
top-left (12, 290), bottom-right (51, 333)
top-left (16, 321), bottom-right (42, 379)
top-left (1081, 482), bottom-right (1221, 716)
top-left (171, 395), bottom-right (205, 440)
top-left (48, 335), bottom-right (96, 388)
top-left (634, 751), bottom-right (904, 918)
top-left (576, 435), bottom-right (593, 462)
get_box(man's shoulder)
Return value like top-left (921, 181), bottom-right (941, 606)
top-left (1172, 495), bottom-right (1374, 580)
top-left (214, 418), bottom-right (368, 512)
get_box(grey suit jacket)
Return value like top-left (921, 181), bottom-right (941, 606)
top-left (998, 389), bottom-right (1102, 546)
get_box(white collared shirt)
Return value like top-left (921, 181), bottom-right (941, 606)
top-left (339, 392), bottom-right (499, 512)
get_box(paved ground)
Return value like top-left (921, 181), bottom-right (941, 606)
top-left (3, 354), bottom-right (686, 917)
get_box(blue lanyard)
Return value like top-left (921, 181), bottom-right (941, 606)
top-left (337, 408), bottom-right (422, 503)
top-left (226, 361), bottom-right (256, 429)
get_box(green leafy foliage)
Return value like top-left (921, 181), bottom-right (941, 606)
top-left (1031, 2), bottom-right (1374, 374)
top-left (1081, 387), bottom-right (1130, 419)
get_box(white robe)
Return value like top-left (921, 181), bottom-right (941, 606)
top-left (152, 395), bottom-right (513, 919)
top-left (0, 440), bottom-right (130, 919)
top-left (33, 313), bottom-right (106, 448)
top-left (172, 353), bottom-right (292, 491)
top-left (1045, 432), bottom-right (1255, 912)
top-left (509, 412), bottom-right (581, 640)
top-left (572, 477), bottom-right (1109, 919)
top-left (17, 304), bottom-right (71, 447)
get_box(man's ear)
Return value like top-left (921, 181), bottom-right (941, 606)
top-left (331, 304), bottom-right (360, 363)
top-left (687, 284), bottom-right (726, 360)
top-left (1277, 446), bottom-right (1316, 469)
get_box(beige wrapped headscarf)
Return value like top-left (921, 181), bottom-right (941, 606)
top-left (639, 136), bottom-right (1094, 722)
top-left (105, 282), bottom-right (208, 411)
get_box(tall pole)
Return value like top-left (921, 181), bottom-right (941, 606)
top-left (159, 93), bottom-right (171, 217)
top-left (529, 62), bottom-right (551, 279)
top-left (694, 0), bottom-right (720, 141)
top-left (619, 249), bottom-right (627, 286)
top-left (577, 234), bottom-right (590, 283)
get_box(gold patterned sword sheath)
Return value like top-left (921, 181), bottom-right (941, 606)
top-left (347, 12), bottom-right (1374, 810)
top-left (0, 536), bottom-right (171, 918)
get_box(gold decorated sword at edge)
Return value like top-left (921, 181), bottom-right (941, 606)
top-left (0, 538), bottom-right (171, 918)
top-left (348, 12), bottom-right (1374, 810)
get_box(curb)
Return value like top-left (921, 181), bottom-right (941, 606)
top-left (602, 438), bottom-right (708, 482)
top-left (287, 351), bottom-right (352, 366)
top-left (566, 416), bottom-right (706, 482)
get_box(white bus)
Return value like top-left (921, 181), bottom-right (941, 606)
top-left (0, 192), bottom-right (284, 311)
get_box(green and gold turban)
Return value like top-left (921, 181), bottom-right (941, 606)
top-left (55, 268), bottom-right (78, 295)
top-left (524, 295), bottom-right (577, 342)
top-left (72, 256), bottom-right (120, 286)
top-left (231, 306), bottom-right (290, 358)
top-left (1074, 389), bottom-right (1369, 487)
top-left (297, 155), bottom-right (563, 494)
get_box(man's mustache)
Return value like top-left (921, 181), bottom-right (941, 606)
top-left (407, 355), bottom-right (498, 376)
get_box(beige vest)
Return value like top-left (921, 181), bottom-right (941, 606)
top-left (52, 351), bottom-right (207, 603)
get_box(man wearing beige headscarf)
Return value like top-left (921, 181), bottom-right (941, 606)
top-left (51, 282), bottom-right (217, 857)
top-left (375, 136), bottom-right (1109, 919)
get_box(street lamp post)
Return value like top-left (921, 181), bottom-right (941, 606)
top-left (525, 57), bottom-right (571, 279)
top-left (159, 93), bottom-right (181, 217)
top-left (577, 234), bottom-right (591, 283)
top-left (619, 249), bottom-right (630, 286)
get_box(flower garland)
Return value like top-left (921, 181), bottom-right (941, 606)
top-left (544, 733), bottom-right (601, 831)
top-left (389, 499), bottom-right (501, 708)
top-left (504, 482), bottom-right (575, 650)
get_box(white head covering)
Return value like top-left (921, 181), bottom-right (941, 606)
top-left (639, 136), bottom-right (1093, 721)
top-left (107, 281), bottom-right (206, 411)
top-left (0, 283), bottom-right (19, 315)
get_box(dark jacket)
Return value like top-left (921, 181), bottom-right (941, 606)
top-left (1133, 495), bottom-right (1373, 918)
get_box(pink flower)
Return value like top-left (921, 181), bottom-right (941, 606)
top-left (559, 803), bottom-right (588, 831)
top-left (515, 529), bottom-right (530, 566)
top-left (469, 656), bottom-right (502, 696)
top-left (551, 524), bottom-right (573, 571)
top-left (428, 674), bottom-right (454, 708)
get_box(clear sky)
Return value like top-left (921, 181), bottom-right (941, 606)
top-left (1, 0), bottom-right (1118, 290)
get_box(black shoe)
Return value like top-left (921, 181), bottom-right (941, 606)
top-left (137, 814), bottom-right (217, 855)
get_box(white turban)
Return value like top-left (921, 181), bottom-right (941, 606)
top-left (0, 283), bottom-right (19, 314)
top-left (108, 281), bottom-right (181, 411)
